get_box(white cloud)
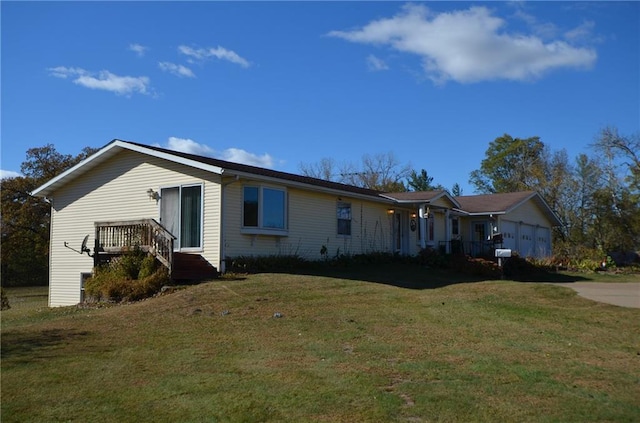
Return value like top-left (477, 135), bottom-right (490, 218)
top-left (512, 9), bottom-right (559, 39)
top-left (1, 169), bottom-right (21, 179)
top-left (328, 4), bottom-right (597, 84)
top-left (129, 43), bottom-right (148, 57)
top-left (158, 62), bottom-right (195, 78)
top-left (367, 54), bottom-right (389, 71)
top-left (565, 20), bottom-right (596, 42)
top-left (218, 148), bottom-right (275, 168)
top-left (178, 45), bottom-right (251, 68)
top-left (161, 137), bottom-right (275, 168)
top-left (47, 66), bottom-right (152, 96)
top-left (48, 66), bottom-right (85, 79)
top-left (165, 137), bottom-right (215, 156)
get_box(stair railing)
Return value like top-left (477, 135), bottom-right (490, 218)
top-left (94, 219), bottom-right (176, 274)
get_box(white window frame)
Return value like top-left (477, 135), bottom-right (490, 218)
top-left (159, 183), bottom-right (204, 251)
top-left (337, 202), bottom-right (352, 236)
top-left (241, 185), bottom-right (288, 236)
top-left (451, 216), bottom-right (460, 237)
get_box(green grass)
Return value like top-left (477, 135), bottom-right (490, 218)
top-left (2, 266), bottom-right (640, 422)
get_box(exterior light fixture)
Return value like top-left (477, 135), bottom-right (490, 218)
top-left (147, 188), bottom-right (160, 201)
top-left (387, 209), bottom-right (395, 214)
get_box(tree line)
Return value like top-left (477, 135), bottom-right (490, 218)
top-left (300, 126), bottom-right (639, 257)
top-left (1, 127), bottom-right (638, 286)
top-left (1, 145), bottom-right (98, 287)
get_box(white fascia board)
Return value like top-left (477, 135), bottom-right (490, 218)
top-left (451, 207), bottom-right (506, 217)
top-left (464, 211), bottom-right (507, 217)
top-left (120, 141), bottom-right (224, 175)
top-left (31, 140), bottom-right (223, 197)
top-left (31, 142), bottom-right (121, 197)
top-left (378, 194), bottom-right (419, 203)
top-left (379, 192), bottom-right (461, 208)
top-left (225, 170), bottom-right (394, 204)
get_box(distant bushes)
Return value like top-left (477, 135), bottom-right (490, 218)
top-left (1, 288), bottom-right (10, 310)
top-left (85, 247), bottom-right (170, 303)
top-left (225, 247), bottom-right (638, 280)
top-left (225, 249), bottom-right (555, 280)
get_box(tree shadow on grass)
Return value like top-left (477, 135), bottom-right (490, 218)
top-left (1, 328), bottom-right (91, 362)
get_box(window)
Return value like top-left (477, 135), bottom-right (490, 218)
top-left (337, 202), bottom-right (351, 235)
top-left (160, 184), bottom-right (203, 250)
top-left (243, 186), bottom-right (287, 233)
top-left (451, 217), bottom-right (459, 236)
top-left (180, 186), bottom-right (202, 248)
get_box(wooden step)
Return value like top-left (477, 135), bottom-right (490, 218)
top-left (172, 253), bottom-right (218, 281)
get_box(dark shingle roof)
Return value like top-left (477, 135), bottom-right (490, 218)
top-left (123, 140), bottom-right (385, 199)
top-left (454, 191), bottom-right (537, 213)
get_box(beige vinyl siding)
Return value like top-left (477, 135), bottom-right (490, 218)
top-left (499, 201), bottom-right (553, 258)
top-left (48, 150), bottom-right (221, 307)
top-left (222, 180), bottom-right (393, 260)
top-left (503, 200), bottom-right (550, 227)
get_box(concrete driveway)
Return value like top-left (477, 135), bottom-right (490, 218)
top-left (550, 282), bottom-right (640, 308)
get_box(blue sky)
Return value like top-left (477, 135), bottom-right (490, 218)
top-left (2, 1), bottom-right (638, 194)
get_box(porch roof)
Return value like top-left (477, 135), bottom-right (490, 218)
top-left (380, 190), bottom-right (461, 208)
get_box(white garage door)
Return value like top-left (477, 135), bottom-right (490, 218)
top-left (536, 227), bottom-right (551, 258)
top-left (520, 224), bottom-right (535, 258)
top-left (501, 220), bottom-right (517, 251)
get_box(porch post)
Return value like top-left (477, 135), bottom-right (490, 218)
top-left (445, 209), bottom-right (451, 254)
top-left (419, 205), bottom-right (427, 249)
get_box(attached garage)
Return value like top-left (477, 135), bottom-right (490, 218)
top-left (455, 191), bottom-right (562, 259)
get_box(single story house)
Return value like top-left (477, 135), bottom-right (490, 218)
top-left (32, 140), bottom-right (561, 306)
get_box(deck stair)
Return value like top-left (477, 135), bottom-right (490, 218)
top-left (172, 253), bottom-right (218, 281)
top-left (93, 219), bottom-right (217, 282)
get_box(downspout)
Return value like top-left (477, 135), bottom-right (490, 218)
top-left (219, 174), bottom-right (240, 273)
top-left (44, 197), bottom-right (54, 307)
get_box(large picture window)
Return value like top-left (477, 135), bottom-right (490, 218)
top-left (337, 202), bottom-right (351, 235)
top-left (243, 186), bottom-right (287, 233)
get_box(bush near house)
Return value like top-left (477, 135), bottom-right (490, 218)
top-left (1, 288), bottom-right (10, 310)
top-left (84, 247), bottom-right (170, 303)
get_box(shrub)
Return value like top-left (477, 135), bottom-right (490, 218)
top-left (1, 288), bottom-right (10, 310)
top-left (85, 249), bottom-right (170, 303)
top-left (417, 247), bottom-right (448, 268)
top-left (225, 255), bottom-right (310, 274)
top-left (502, 254), bottom-right (544, 280)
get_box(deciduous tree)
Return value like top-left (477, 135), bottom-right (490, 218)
top-left (1, 144), bottom-right (98, 287)
top-left (469, 134), bottom-right (546, 193)
top-left (300, 152), bottom-right (411, 192)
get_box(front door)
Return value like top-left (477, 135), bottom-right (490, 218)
top-left (471, 221), bottom-right (489, 256)
top-left (394, 212), bottom-right (410, 254)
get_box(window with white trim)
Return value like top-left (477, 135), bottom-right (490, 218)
top-left (337, 202), bottom-right (352, 236)
top-left (160, 184), bottom-right (203, 250)
top-left (243, 186), bottom-right (287, 233)
top-left (451, 217), bottom-right (459, 236)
